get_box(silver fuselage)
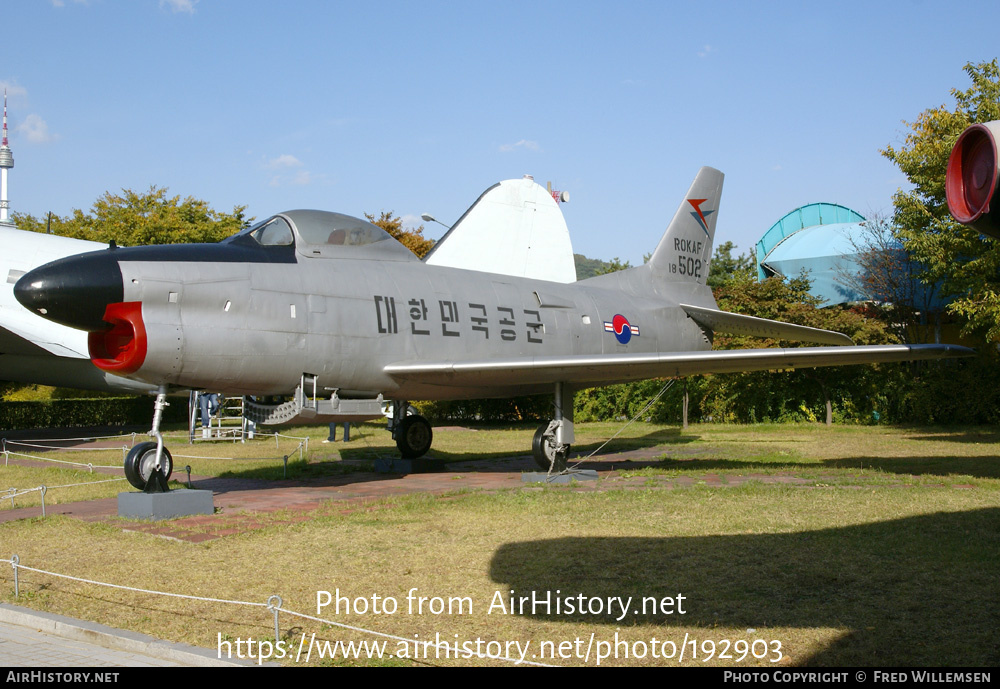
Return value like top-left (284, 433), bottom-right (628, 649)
top-left (124, 251), bottom-right (713, 399)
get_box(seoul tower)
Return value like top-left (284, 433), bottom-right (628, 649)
top-left (0, 90), bottom-right (13, 223)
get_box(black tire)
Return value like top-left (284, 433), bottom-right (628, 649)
top-left (124, 441), bottom-right (174, 490)
top-left (396, 415), bottom-right (433, 459)
top-left (532, 424), bottom-right (568, 471)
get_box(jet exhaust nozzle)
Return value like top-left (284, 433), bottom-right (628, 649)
top-left (946, 120), bottom-right (1000, 239)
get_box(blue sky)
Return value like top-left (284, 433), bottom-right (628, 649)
top-left (2, 0), bottom-right (998, 265)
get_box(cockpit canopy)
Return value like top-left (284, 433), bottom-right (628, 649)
top-left (237, 210), bottom-right (418, 261)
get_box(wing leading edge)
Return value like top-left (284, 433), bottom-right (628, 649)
top-left (384, 344), bottom-right (973, 390)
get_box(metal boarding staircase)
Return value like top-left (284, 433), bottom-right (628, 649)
top-left (187, 392), bottom-right (246, 442)
top-left (240, 374), bottom-right (387, 427)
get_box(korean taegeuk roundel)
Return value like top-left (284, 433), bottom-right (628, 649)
top-left (604, 313), bottom-right (640, 344)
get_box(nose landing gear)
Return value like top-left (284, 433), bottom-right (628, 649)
top-left (124, 386), bottom-right (173, 492)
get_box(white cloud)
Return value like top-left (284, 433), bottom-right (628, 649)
top-left (400, 214), bottom-right (424, 230)
top-left (697, 44), bottom-right (714, 58)
top-left (263, 153), bottom-right (312, 186)
top-left (160, 0), bottom-right (197, 13)
top-left (0, 82), bottom-right (28, 100)
top-left (266, 153), bottom-right (303, 169)
top-left (17, 114), bottom-right (58, 144)
top-left (499, 139), bottom-right (540, 153)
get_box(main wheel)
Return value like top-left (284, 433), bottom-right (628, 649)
top-left (396, 414), bottom-right (433, 459)
top-left (124, 441), bottom-right (174, 490)
top-left (532, 424), bottom-right (568, 471)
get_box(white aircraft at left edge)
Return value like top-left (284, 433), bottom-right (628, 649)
top-left (0, 225), bottom-right (155, 394)
top-left (14, 167), bottom-right (973, 490)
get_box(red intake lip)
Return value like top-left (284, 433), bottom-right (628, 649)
top-left (88, 301), bottom-right (147, 374)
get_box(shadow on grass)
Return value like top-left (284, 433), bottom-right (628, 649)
top-left (489, 508), bottom-right (1000, 666)
top-left (905, 430), bottom-right (1000, 445)
top-left (822, 456), bottom-right (1000, 480)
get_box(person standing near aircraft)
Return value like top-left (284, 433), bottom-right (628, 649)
top-left (323, 422), bottom-right (350, 443)
top-left (198, 392), bottom-right (219, 438)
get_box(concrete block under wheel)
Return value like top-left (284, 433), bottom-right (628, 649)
top-left (118, 489), bottom-right (215, 520)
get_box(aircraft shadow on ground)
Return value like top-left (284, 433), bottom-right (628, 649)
top-left (191, 428), bottom-right (703, 486)
top-left (335, 427), bottom-right (701, 465)
top-left (488, 508), bottom-right (1000, 666)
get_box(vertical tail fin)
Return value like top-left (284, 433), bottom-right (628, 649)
top-left (647, 166), bottom-right (724, 284)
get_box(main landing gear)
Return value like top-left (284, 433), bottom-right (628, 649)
top-left (531, 382), bottom-right (575, 472)
top-left (389, 385), bottom-right (574, 470)
top-left (390, 401), bottom-right (433, 459)
top-left (125, 386), bottom-right (173, 492)
top-left (532, 422), bottom-right (568, 471)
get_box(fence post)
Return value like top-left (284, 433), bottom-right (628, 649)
top-left (267, 595), bottom-right (283, 644)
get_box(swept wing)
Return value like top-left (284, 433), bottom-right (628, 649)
top-left (384, 343), bottom-right (971, 390)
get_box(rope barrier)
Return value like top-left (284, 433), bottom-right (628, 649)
top-left (0, 555), bottom-right (556, 667)
top-left (3, 450), bottom-right (119, 470)
top-left (4, 441), bottom-right (121, 452)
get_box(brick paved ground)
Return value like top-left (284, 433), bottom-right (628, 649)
top-left (1, 438), bottom-right (833, 541)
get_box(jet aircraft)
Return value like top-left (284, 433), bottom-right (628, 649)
top-left (0, 175), bottom-right (568, 398)
top-left (15, 167), bottom-right (972, 490)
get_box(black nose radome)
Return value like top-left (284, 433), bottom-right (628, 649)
top-left (14, 250), bottom-right (125, 332)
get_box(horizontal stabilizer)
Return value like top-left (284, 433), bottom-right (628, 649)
top-left (680, 303), bottom-right (854, 346)
top-left (385, 343), bottom-right (972, 390)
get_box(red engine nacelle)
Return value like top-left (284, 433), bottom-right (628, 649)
top-left (946, 121), bottom-right (1000, 239)
top-left (88, 301), bottom-right (148, 375)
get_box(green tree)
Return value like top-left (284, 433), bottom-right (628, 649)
top-left (882, 59), bottom-right (1000, 341)
top-left (706, 240), bottom-right (754, 289)
top-left (366, 211), bottom-right (435, 258)
top-left (836, 213), bottom-right (941, 344)
top-left (574, 254), bottom-right (635, 279)
top-left (592, 257), bottom-right (632, 276)
top-left (12, 186), bottom-right (250, 246)
top-left (700, 273), bottom-right (899, 423)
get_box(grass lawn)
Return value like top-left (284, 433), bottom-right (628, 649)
top-left (0, 422), bottom-right (997, 666)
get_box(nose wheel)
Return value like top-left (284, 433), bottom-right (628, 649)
top-left (124, 441), bottom-right (174, 490)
